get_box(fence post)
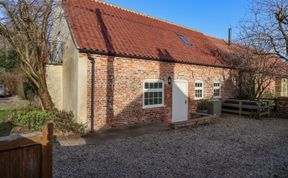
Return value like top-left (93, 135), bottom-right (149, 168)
top-left (41, 122), bottom-right (54, 178)
top-left (275, 97), bottom-right (279, 112)
top-left (257, 101), bottom-right (260, 119)
top-left (239, 100), bottom-right (242, 116)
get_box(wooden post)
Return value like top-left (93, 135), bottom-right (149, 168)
top-left (275, 97), bottom-right (279, 112)
top-left (41, 123), bottom-right (53, 178)
top-left (257, 102), bottom-right (260, 119)
top-left (239, 100), bottom-right (242, 116)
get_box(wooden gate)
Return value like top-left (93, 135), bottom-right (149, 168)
top-left (0, 123), bottom-right (53, 178)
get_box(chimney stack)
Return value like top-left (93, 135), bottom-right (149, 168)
top-left (228, 28), bottom-right (232, 46)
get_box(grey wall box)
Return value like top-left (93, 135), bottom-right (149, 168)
top-left (208, 99), bottom-right (222, 116)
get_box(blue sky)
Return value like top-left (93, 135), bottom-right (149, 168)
top-left (106, 0), bottom-right (251, 40)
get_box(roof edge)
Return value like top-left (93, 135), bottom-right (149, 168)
top-left (89, 0), bottom-right (227, 41)
top-left (79, 48), bottom-right (232, 69)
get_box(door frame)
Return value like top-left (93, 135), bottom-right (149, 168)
top-left (172, 80), bottom-right (189, 123)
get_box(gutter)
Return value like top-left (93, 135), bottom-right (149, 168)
top-left (87, 53), bottom-right (95, 132)
top-left (79, 48), bottom-right (235, 69)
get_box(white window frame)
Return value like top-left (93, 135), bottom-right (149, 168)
top-left (213, 81), bottom-right (221, 98)
top-left (143, 79), bottom-right (165, 109)
top-left (194, 80), bottom-right (204, 100)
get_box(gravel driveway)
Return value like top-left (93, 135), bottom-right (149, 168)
top-left (54, 116), bottom-right (288, 178)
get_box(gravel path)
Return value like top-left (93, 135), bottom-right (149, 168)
top-left (54, 116), bottom-right (288, 178)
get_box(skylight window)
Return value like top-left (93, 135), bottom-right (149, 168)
top-left (178, 34), bottom-right (191, 46)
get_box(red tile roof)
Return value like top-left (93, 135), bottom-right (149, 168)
top-left (63, 0), bottom-right (288, 73)
top-left (63, 0), bottom-right (231, 66)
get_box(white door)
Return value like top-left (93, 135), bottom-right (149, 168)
top-left (172, 80), bottom-right (188, 122)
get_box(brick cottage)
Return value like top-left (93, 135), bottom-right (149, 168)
top-left (46, 0), bottom-right (288, 130)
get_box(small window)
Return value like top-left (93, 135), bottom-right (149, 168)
top-left (195, 80), bottom-right (203, 99)
top-left (178, 35), bottom-right (191, 45)
top-left (143, 79), bottom-right (164, 108)
top-left (213, 81), bottom-right (221, 98)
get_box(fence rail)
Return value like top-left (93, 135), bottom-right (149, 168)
top-left (222, 99), bottom-right (270, 118)
top-left (260, 97), bottom-right (288, 110)
top-left (260, 97), bottom-right (288, 118)
top-left (0, 123), bottom-right (53, 178)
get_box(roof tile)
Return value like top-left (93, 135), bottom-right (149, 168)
top-left (64, 0), bottom-right (229, 66)
top-left (64, 0), bottom-right (288, 74)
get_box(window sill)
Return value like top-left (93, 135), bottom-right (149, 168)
top-left (143, 104), bottom-right (165, 109)
top-left (195, 98), bottom-right (203, 100)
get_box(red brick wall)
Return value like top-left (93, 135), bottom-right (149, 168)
top-left (86, 54), bottom-right (238, 130)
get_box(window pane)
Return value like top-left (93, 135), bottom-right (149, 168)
top-left (154, 92), bottom-right (158, 97)
top-left (144, 92), bottom-right (149, 99)
top-left (214, 82), bottom-right (220, 87)
top-left (149, 98), bottom-right (153, 105)
top-left (154, 83), bottom-right (158, 88)
top-left (144, 99), bottom-right (149, 105)
top-left (143, 81), bottom-right (164, 107)
top-left (195, 82), bottom-right (202, 88)
top-left (158, 98), bottom-right (162, 104)
top-left (214, 89), bottom-right (220, 97)
top-left (154, 98), bottom-right (158, 104)
top-left (195, 89), bottom-right (203, 98)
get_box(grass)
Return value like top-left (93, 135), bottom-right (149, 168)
top-left (0, 110), bottom-right (14, 137)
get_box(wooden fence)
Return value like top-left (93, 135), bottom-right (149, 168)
top-left (222, 99), bottom-right (270, 118)
top-left (0, 123), bottom-right (53, 178)
top-left (260, 97), bottom-right (288, 118)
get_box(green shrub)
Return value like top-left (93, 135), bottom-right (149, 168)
top-left (7, 104), bottom-right (86, 134)
top-left (197, 99), bottom-right (210, 111)
top-left (0, 110), bottom-right (8, 122)
top-left (9, 109), bottom-right (51, 131)
top-left (52, 111), bottom-right (86, 135)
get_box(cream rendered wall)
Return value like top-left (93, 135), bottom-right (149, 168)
top-left (62, 34), bottom-right (79, 119)
top-left (76, 54), bottom-right (88, 124)
top-left (62, 23), bottom-right (88, 124)
top-left (48, 4), bottom-right (88, 125)
top-left (46, 65), bottom-right (63, 110)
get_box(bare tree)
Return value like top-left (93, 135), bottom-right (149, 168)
top-left (0, 0), bottom-right (62, 111)
top-left (218, 44), bottom-right (285, 99)
top-left (239, 0), bottom-right (288, 61)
